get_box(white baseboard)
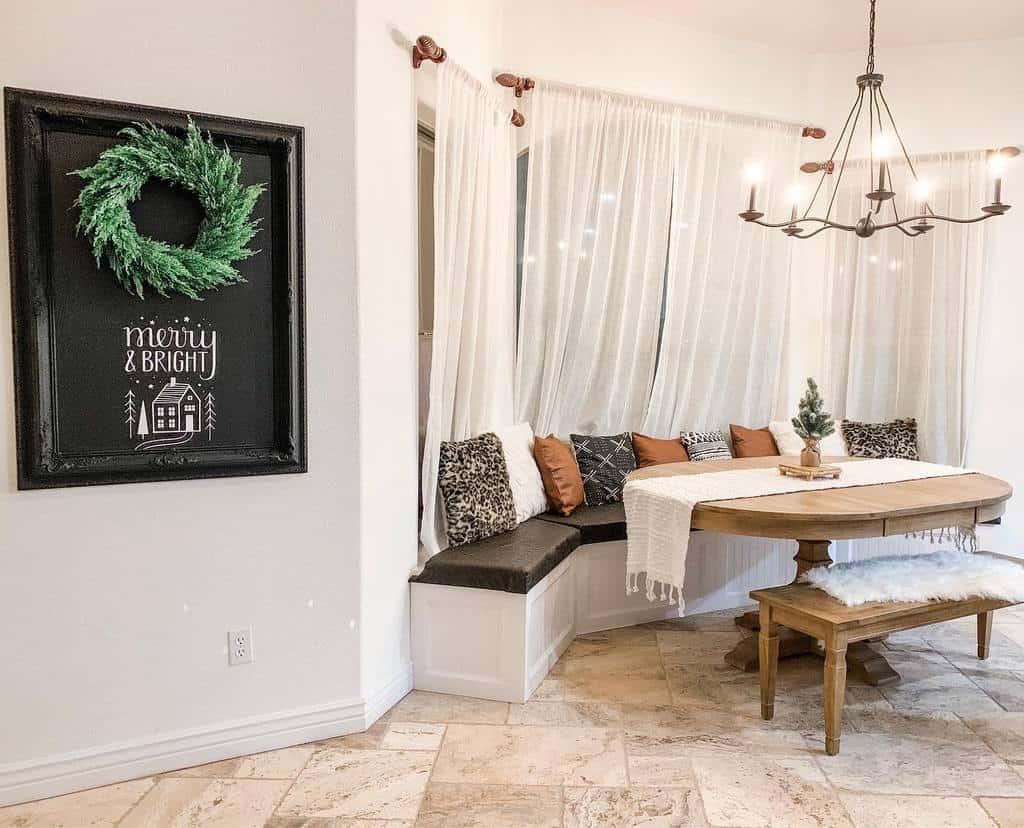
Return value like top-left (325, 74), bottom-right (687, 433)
top-left (365, 661), bottom-right (414, 726)
top-left (0, 662), bottom-right (415, 808)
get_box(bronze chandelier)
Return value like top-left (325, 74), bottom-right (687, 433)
top-left (740, 0), bottom-right (1016, 240)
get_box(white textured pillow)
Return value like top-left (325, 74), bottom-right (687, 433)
top-left (769, 420), bottom-right (846, 457)
top-left (493, 423), bottom-right (549, 523)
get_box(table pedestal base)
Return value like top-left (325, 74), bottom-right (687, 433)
top-left (723, 539), bottom-right (902, 687)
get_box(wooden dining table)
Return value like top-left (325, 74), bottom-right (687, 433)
top-left (631, 455), bottom-right (1013, 685)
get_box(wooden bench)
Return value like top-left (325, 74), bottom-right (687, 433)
top-left (752, 580), bottom-right (1016, 756)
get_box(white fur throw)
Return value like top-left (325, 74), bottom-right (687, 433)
top-left (802, 551), bottom-right (1024, 606)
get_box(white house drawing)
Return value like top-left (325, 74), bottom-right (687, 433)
top-left (151, 377), bottom-right (202, 433)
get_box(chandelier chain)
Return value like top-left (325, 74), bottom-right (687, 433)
top-left (866, 0), bottom-right (877, 74)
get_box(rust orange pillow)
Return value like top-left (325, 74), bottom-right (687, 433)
top-left (729, 424), bottom-right (780, 458)
top-left (533, 435), bottom-right (584, 516)
top-left (631, 432), bottom-right (689, 468)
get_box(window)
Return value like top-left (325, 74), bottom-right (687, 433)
top-left (514, 149), bottom-right (673, 357)
top-left (418, 124), bottom-right (435, 335)
top-left (417, 123), bottom-right (436, 517)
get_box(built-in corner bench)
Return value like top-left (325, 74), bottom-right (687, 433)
top-left (410, 504), bottom-right (680, 702)
top-left (410, 498), bottom-right (941, 703)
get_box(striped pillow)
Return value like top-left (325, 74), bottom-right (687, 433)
top-left (680, 430), bottom-right (733, 462)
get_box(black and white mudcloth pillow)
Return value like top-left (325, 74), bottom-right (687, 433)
top-left (679, 430), bottom-right (733, 462)
top-left (438, 432), bottom-right (517, 546)
top-left (570, 432), bottom-right (637, 505)
top-left (841, 418), bottom-right (919, 460)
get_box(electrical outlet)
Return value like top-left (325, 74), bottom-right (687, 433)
top-left (228, 627), bottom-right (254, 666)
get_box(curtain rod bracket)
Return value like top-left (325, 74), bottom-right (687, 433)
top-left (496, 73), bottom-right (535, 98)
top-left (412, 35), bottom-right (446, 69)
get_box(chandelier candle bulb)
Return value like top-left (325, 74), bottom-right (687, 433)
top-left (745, 162), bottom-right (763, 213)
top-left (914, 179), bottom-right (930, 211)
top-left (990, 156), bottom-right (1005, 203)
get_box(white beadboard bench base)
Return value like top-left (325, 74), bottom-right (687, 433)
top-left (411, 532), bottom-right (935, 703)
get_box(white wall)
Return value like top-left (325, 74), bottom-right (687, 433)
top-left (0, 0), bottom-right (363, 805)
top-left (499, 0), bottom-right (811, 124)
top-left (0, 0), bottom-right (507, 803)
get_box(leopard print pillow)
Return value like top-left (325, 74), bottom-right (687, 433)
top-left (841, 418), bottom-right (919, 460)
top-left (438, 432), bottom-right (517, 547)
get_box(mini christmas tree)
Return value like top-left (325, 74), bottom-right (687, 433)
top-left (792, 377), bottom-right (835, 441)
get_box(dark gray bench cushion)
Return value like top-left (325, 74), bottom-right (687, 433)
top-left (411, 519), bottom-right (581, 594)
top-left (534, 502), bottom-right (627, 544)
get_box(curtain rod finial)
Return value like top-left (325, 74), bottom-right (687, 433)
top-left (496, 73), bottom-right (535, 98)
top-left (413, 35), bottom-right (447, 69)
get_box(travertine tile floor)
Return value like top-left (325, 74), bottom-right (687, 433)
top-left (4, 605), bottom-right (1024, 827)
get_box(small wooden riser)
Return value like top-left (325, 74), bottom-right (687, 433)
top-left (778, 463), bottom-right (842, 481)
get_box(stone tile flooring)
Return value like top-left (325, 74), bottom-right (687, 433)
top-left (4, 606), bottom-right (1024, 826)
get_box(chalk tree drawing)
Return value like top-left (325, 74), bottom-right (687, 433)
top-left (204, 392), bottom-right (216, 440)
top-left (123, 389), bottom-right (137, 436)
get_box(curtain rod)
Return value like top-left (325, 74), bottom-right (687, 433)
top-left (412, 35), bottom-right (527, 127)
top-left (495, 71), bottom-right (826, 139)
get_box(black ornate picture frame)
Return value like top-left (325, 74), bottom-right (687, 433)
top-left (4, 89), bottom-right (306, 488)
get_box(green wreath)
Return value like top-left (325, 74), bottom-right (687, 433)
top-left (72, 120), bottom-right (265, 300)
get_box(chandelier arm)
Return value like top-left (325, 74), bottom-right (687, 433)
top-left (878, 87), bottom-right (921, 183)
top-left (748, 216), bottom-right (857, 231)
top-left (883, 143), bottom-right (904, 225)
top-left (804, 90), bottom-right (865, 219)
top-left (872, 212), bottom-right (1000, 231)
top-left (824, 88), bottom-right (865, 221)
top-left (791, 224), bottom-right (845, 240)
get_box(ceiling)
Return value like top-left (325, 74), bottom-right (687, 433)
top-left (593, 0), bottom-right (1024, 51)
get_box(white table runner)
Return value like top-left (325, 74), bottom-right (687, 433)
top-left (623, 459), bottom-right (971, 605)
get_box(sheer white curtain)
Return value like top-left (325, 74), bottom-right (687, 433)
top-left (642, 115), bottom-right (800, 435)
top-left (420, 62), bottom-right (516, 555)
top-left (516, 83), bottom-right (676, 435)
top-left (821, 151), bottom-right (992, 464)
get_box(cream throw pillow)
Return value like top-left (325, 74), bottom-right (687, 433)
top-left (769, 420), bottom-right (847, 457)
top-left (493, 422), bottom-right (549, 523)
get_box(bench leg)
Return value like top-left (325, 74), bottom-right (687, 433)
top-left (978, 611), bottom-right (994, 660)
top-left (758, 604), bottom-right (778, 721)
top-left (824, 635), bottom-right (848, 756)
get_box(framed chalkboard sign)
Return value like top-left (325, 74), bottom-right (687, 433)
top-left (4, 89), bottom-right (306, 488)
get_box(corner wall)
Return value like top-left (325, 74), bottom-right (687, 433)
top-left (352, 0), bottom-right (505, 721)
